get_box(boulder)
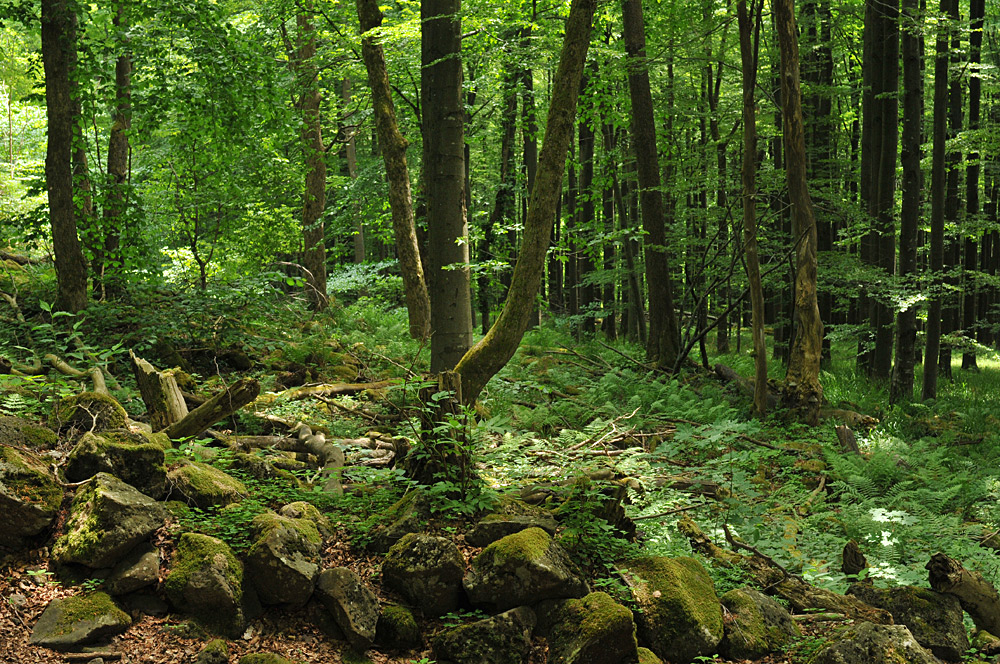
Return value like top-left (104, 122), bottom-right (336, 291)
top-left (847, 583), bottom-right (968, 661)
top-left (52, 473), bottom-right (167, 568)
top-left (245, 512), bottom-right (321, 605)
top-left (431, 606), bottom-right (536, 664)
top-left (315, 567), bottom-right (379, 650)
top-left (228, 452), bottom-right (298, 483)
top-left (719, 587), bottom-right (800, 660)
top-left (166, 461), bottom-right (247, 509)
top-left (195, 639), bottom-right (229, 664)
top-left (464, 527), bottom-right (589, 613)
top-left (52, 391), bottom-right (128, 433)
top-left (238, 655), bottom-right (298, 664)
top-left (105, 542), bottom-right (160, 595)
top-left (28, 591), bottom-right (132, 651)
top-left (626, 556), bottom-right (722, 664)
top-left (65, 431), bottom-right (169, 498)
top-left (367, 489), bottom-right (431, 554)
top-left (636, 648), bottom-right (662, 664)
top-left (381, 533), bottom-right (465, 616)
top-left (544, 592), bottom-right (639, 664)
top-left (164, 533), bottom-right (245, 637)
top-left (280, 501), bottom-right (334, 538)
top-left (375, 604), bottom-right (421, 650)
top-left (466, 514), bottom-right (558, 548)
top-left (0, 444), bottom-right (62, 549)
top-left (809, 621), bottom-right (938, 664)
top-left (0, 416), bottom-right (57, 449)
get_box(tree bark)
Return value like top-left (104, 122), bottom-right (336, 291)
top-left (454, 0), bottom-right (596, 403)
top-left (622, 0), bottom-right (680, 369)
top-left (940, 0), bottom-right (961, 378)
top-left (356, 0), bottom-right (431, 339)
top-left (962, 0), bottom-right (984, 371)
top-left (130, 352), bottom-right (188, 431)
top-left (162, 378), bottom-right (260, 440)
top-left (928, 552), bottom-right (1000, 637)
top-left (773, 0), bottom-right (824, 425)
top-left (577, 108), bottom-right (596, 335)
top-left (42, 0), bottom-right (88, 313)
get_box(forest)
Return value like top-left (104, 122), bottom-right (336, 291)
top-left (2, 0), bottom-right (1000, 661)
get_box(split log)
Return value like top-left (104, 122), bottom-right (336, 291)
top-left (927, 552), bottom-right (1000, 636)
top-left (279, 380), bottom-right (396, 400)
top-left (678, 516), bottom-right (892, 624)
top-left (835, 425), bottom-right (861, 455)
top-left (130, 351), bottom-right (189, 430)
top-left (162, 377), bottom-right (260, 440)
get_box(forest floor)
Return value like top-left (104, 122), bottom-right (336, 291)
top-left (3, 262), bottom-right (1000, 663)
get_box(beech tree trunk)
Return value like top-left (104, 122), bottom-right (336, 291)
top-left (962, 0), bottom-right (984, 371)
top-left (101, 1), bottom-right (131, 300)
top-left (356, 0), bottom-right (431, 339)
top-left (42, 0), bottom-right (88, 313)
top-left (454, 0), bottom-right (596, 403)
top-left (773, 0), bottom-right (823, 425)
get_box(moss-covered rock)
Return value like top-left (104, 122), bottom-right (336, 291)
top-left (464, 527), bottom-right (589, 613)
top-left (28, 591), bottom-right (132, 650)
top-left (164, 532), bottom-right (245, 638)
top-left (52, 391), bottom-right (128, 433)
top-left (636, 647), bottom-right (662, 664)
top-left (315, 567), bottom-right (379, 650)
top-left (432, 606), bottom-right (536, 664)
top-left (465, 499), bottom-right (558, 547)
top-left (167, 461), bottom-right (247, 509)
top-left (719, 586), bottom-right (800, 660)
top-left (366, 489), bottom-right (430, 554)
top-left (279, 501), bottom-right (333, 537)
top-left (0, 416), bottom-right (58, 449)
top-left (65, 431), bottom-right (168, 499)
top-left (0, 444), bottom-right (62, 548)
top-left (238, 654), bottom-right (298, 664)
top-left (245, 512), bottom-right (321, 605)
top-left (808, 621), bottom-right (938, 664)
top-left (52, 473), bottom-right (167, 568)
top-left (545, 592), bottom-right (639, 664)
top-left (194, 638), bottom-right (229, 664)
top-left (375, 604), bottom-right (421, 650)
top-left (381, 533), bottom-right (465, 616)
top-left (847, 583), bottom-right (968, 660)
top-left (627, 556), bottom-right (722, 664)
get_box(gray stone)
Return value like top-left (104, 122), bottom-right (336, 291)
top-left (164, 533), bottom-right (245, 638)
top-left (52, 473), bottom-right (168, 569)
top-left (28, 592), bottom-right (132, 651)
top-left (119, 592), bottom-right (169, 617)
top-left (316, 567), bottom-right (380, 650)
top-left (105, 543), bottom-right (160, 595)
top-left (0, 416), bottom-right (57, 449)
top-left (194, 639), bottom-right (229, 664)
top-left (810, 621), bottom-right (938, 664)
top-left (65, 431), bottom-right (168, 499)
top-left (0, 445), bottom-right (62, 549)
top-left (544, 592), bottom-right (639, 664)
top-left (381, 533), bottom-right (465, 617)
top-left (465, 514), bottom-right (558, 547)
top-left (719, 587), bottom-right (800, 660)
top-left (432, 606), bottom-right (536, 664)
top-left (367, 490), bottom-right (430, 554)
top-left (375, 604), bottom-right (421, 650)
top-left (166, 461), bottom-right (247, 509)
top-left (245, 512), bottom-right (321, 605)
top-left (464, 527), bottom-right (589, 613)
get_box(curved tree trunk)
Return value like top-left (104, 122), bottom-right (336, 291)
top-left (454, 0), bottom-right (597, 403)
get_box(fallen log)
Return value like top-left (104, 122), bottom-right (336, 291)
top-left (0, 250), bottom-right (43, 265)
top-left (279, 380), bottom-right (397, 400)
top-left (678, 516), bottom-right (892, 624)
top-left (162, 377), bottom-right (260, 440)
top-left (130, 351), bottom-right (188, 430)
top-left (229, 428), bottom-right (344, 494)
top-left (714, 363), bottom-right (781, 409)
top-left (927, 552), bottom-right (1000, 636)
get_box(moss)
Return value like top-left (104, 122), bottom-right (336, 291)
top-left (51, 592), bottom-right (131, 636)
top-left (168, 462), bottom-right (247, 508)
top-left (52, 392), bottom-right (128, 432)
top-left (478, 526), bottom-right (551, 567)
top-left (66, 431), bottom-right (167, 493)
top-left (279, 501), bottom-right (332, 535)
top-left (0, 416), bottom-right (58, 449)
top-left (201, 638), bottom-right (228, 655)
top-left (376, 604), bottom-right (420, 649)
top-left (251, 511), bottom-right (322, 548)
top-left (637, 647), bottom-right (663, 664)
top-left (238, 655), bottom-right (298, 664)
top-left (165, 532), bottom-right (243, 604)
top-left (0, 445), bottom-right (62, 511)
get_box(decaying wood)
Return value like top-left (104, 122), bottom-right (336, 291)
top-left (279, 380), bottom-right (396, 400)
top-left (714, 363), bottom-right (781, 409)
top-left (927, 552), bottom-right (1000, 636)
top-left (820, 407), bottom-right (877, 429)
top-left (678, 516), bottom-right (892, 624)
top-left (42, 353), bottom-right (109, 394)
top-left (291, 424), bottom-right (344, 494)
top-left (130, 351), bottom-right (188, 430)
top-left (11, 356), bottom-right (43, 375)
top-left (0, 250), bottom-right (42, 265)
top-left (162, 378), bottom-right (260, 440)
top-left (841, 539), bottom-right (868, 577)
top-left (835, 425), bottom-right (861, 455)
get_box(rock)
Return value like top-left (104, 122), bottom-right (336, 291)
top-left (164, 533), bottom-right (245, 637)
top-left (381, 533), bottom-right (465, 616)
top-left (718, 587), bottom-right (800, 660)
top-left (432, 606), bottom-right (536, 664)
top-left (105, 543), bottom-right (160, 595)
top-left (972, 629), bottom-right (1000, 652)
top-left (52, 392), bottom-right (128, 433)
top-left (119, 592), bottom-right (169, 617)
top-left (228, 452), bottom-right (298, 483)
top-left (366, 490), bottom-right (431, 554)
top-left (166, 461), bottom-right (247, 509)
top-left (245, 512), bottom-right (321, 605)
top-left (28, 591), bottom-right (132, 651)
top-left (375, 604), bottom-right (421, 650)
top-left (809, 621), bottom-right (938, 664)
top-left (0, 444), bottom-right (62, 549)
top-left (626, 556), bottom-right (723, 664)
top-left (464, 527), bottom-right (589, 613)
top-left (544, 592), bottom-right (639, 664)
top-left (52, 473), bottom-right (168, 568)
top-left (636, 648), bottom-right (662, 664)
top-left (466, 514), bottom-right (558, 547)
top-left (195, 639), bottom-right (229, 664)
top-left (238, 655), bottom-right (298, 664)
top-left (280, 501), bottom-right (334, 537)
top-left (847, 583), bottom-right (968, 661)
top-left (315, 567), bottom-right (379, 650)
top-left (0, 416), bottom-right (57, 449)
top-left (65, 431), bottom-right (169, 499)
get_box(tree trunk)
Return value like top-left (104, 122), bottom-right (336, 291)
top-left (939, 0), bottom-right (961, 379)
top-left (357, 0), bottom-right (431, 339)
top-left (577, 109), bottom-right (596, 336)
top-left (601, 123), bottom-right (617, 341)
top-left (101, 1), bottom-right (131, 300)
top-left (962, 0), bottom-right (984, 371)
top-left (773, 0), bottom-right (824, 425)
top-left (162, 378), bottom-right (260, 440)
top-left (454, 0), bottom-right (596, 403)
top-left (341, 78), bottom-right (365, 265)
top-left (42, 0), bottom-right (88, 313)
top-left (622, 0), bottom-right (680, 370)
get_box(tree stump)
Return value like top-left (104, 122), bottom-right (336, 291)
top-left (927, 552), bottom-right (1000, 636)
top-left (130, 351), bottom-right (189, 430)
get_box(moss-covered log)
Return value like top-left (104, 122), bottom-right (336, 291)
top-left (162, 378), bottom-right (259, 440)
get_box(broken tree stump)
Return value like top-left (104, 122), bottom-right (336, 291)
top-left (835, 425), bottom-right (861, 455)
top-left (927, 552), bottom-right (1000, 636)
top-left (130, 351), bottom-right (189, 430)
top-left (162, 377), bottom-right (259, 440)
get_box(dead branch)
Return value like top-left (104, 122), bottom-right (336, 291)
top-left (278, 380), bottom-right (397, 400)
top-left (162, 378), bottom-right (260, 440)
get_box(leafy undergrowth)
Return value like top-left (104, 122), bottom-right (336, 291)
top-left (3, 265), bottom-right (1000, 663)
